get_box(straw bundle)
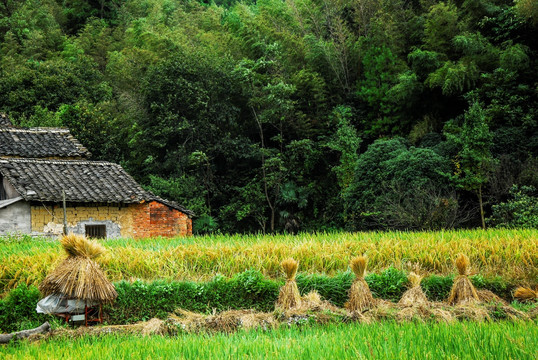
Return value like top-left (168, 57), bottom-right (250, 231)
top-left (345, 256), bottom-right (375, 312)
top-left (61, 234), bottom-right (105, 259)
top-left (39, 235), bottom-right (117, 303)
top-left (276, 258), bottom-right (302, 310)
top-left (398, 272), bottom-right (429, 307)
top-left (447, 254), bottom-right (479, 305)
top-left (514, 286), bottom-right (538, 303)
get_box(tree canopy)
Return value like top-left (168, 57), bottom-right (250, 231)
top-left (1, 0), bottom-right (537, 233)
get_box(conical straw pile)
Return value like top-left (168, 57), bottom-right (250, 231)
top-left (276, 258), bottom-right (301, 310)
top-left (447, 254), bottom-right (479, 305)
top-left (39, 234), bottom-right (117, 303)
top-left (398, 272), bottom-right (428, 307)
top-left (345, 256), bottom-right (375, 312)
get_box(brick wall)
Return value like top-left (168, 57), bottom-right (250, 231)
top-left (31, 201), bottom-right (192, 238)
top-left (129, 201), bottom-right (192, 238)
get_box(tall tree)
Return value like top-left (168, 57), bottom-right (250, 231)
top-left (445, 100), bottom-right (493, 228)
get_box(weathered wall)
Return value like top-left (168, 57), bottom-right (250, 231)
top-left (128, 201), bottom-right (192, 238)
top-left (30, 201), bottom-right (191, 238)
top-left (1, 177), bottom-right (19, 199)
top-left (31, 203), bottom-right (127, 237)
top-left (0, 201), bottom-right (31, 234)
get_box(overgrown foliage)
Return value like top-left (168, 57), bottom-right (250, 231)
top-left (0, 0), bottom-right (536, 232)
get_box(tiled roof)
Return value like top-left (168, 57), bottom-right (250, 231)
top-left (0, 128), bottom-right (91, 158)
top-left (0, 114), bottom-right (11, 127)
top-left (0, 158), bottom-right (192, 215)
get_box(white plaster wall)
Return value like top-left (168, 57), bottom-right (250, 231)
top-left (0, 201), bottom-right (31, 234)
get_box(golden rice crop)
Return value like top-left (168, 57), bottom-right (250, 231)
top-left (1, 229), bottom-right (537, 295)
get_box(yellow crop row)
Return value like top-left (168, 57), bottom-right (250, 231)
top-left (1, 229), bottom-right (536, 295)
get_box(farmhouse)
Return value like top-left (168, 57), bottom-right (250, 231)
top-left (0, 115), bottom-right (193, 238)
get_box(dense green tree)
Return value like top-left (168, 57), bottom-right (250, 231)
top-left (344, 138), bottom-right (457, 230)
top-left (444, 100), bottom-right (493, 228)
top-left (0, 0), bottom-right (535, 232)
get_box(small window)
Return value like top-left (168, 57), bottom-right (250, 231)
top-left (85, 225), bottom-right (106, 239)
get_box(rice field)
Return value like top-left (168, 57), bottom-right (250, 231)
top-left (1, 321), bottom-right (536, 359)
top-left (1, 229), bottom-right (537, 295)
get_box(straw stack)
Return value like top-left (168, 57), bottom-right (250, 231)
top-left (345, 256), bottom-right (375, 312)
top-left (514, 286), bottom-right (538, 303)
top-left (447, 254), bottom-right (479, 305)
top-left (398, 272), bottom-right (428, 307)
top-left (276, 258), bottom-right (302, 310)
top-left (39, 234), bottom-right (117, 303)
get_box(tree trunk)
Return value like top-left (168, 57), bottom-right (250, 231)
top-left (478, 185), bottom-right (486, 229)
top-left (0, 322), bottom-right (51, 344)
top-left (251, 106), bottom-right (275, 233)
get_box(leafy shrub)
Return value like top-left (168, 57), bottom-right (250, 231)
top-left (344, 138), bottom-right (457, 230)
top-left (297, 272), bottom-right (354, 307)
top-left (488, 185), bottom-right (538, 228)
top-left (0, 283), bottom-right (47, 333)
top-left (193, 214), bottom-right (219, 234)
top-left (470, 275), bottom-right (511, 299)
top-left (366, 267), bottom-right (409, 301)
top-left (106, 270), bottom-right (279, 324)
top-left (421, 274), bottom-right (454, 301)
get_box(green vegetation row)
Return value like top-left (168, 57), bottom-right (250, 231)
top-left (0, 268), bottom-right (519, 333)
top-left (2, 230), bottom-right (536, 295)
top-left (2, 322), bottom-right (538, 360)
top-left (1, 0), bottom-right (537, 233)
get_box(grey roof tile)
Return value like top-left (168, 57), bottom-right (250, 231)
top-left (0, 158), bottom-right (193, 215)
top-left (0, 114), bottom-right (12, 127)
top-left (0, 128), bottom-right (91, 158)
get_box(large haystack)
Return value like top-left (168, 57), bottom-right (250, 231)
top-left (39, 234), bottom-right (117, 303)
top-left (276, 258), bottom-right (302, 310)
top-left (447, 254), bottom-right (479, 305)
top-left (345, 256), bottom-right (375, 312)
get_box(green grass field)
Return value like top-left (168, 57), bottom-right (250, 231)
top-left (1, 321), bottom-right (537, 359)
top-left (1, 229), bottom-right (537, 295)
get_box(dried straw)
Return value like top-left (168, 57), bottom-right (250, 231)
top-left (477, 289), bottom-right (506, 305)
top-left (276, 258), bottom-right (301, 310)
top-left (398, 272), bottom-right (429, 307)
top-left (345, 256), bottom-right (375, 312)
top-left (514, 286), bottom-right (538, 303)
top-left (452, 304), bottom-right (490, 322)
top-left (171, 309), bottom-right (275, 333)
top-left (39, 235), bottom-right (117, 303)
top-left (447, 254), bottom-right (479, 305)
top-left (529, 306), bottom-right (538, 320)
top-left (61, 234), bottom-right (105, 259)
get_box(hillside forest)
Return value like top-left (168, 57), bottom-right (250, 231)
top-left (0, 0), bottom-right (537, 233)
